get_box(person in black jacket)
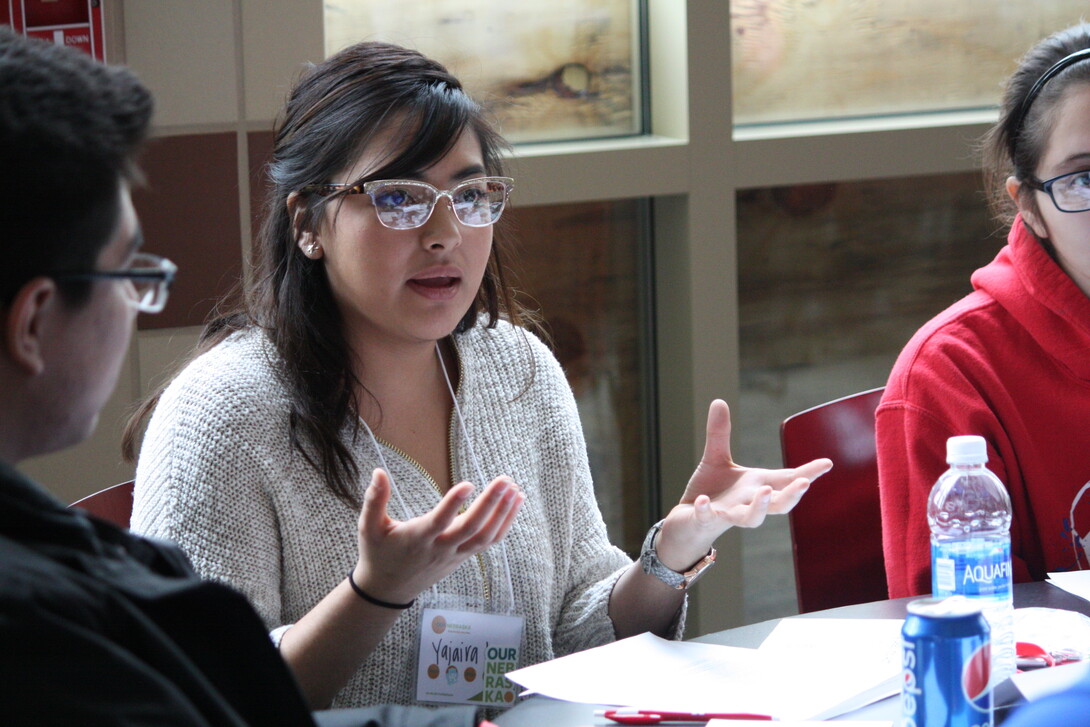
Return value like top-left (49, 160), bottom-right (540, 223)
top-left (0, 26), bottom-right (475, 727)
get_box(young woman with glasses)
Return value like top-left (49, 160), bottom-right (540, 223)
top-left (126, 41), bottom-right (830, 711)
top-left (878, 23), bottom-right (1090, 599)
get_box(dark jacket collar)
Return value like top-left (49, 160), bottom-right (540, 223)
top-left (0, 459), bottom-right (192, 579)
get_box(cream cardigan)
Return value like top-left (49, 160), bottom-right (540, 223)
top-left (133, 320), bottom-right (653, 708)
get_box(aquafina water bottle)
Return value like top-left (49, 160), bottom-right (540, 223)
top-left (928, 434), bottom-right (1015, 682)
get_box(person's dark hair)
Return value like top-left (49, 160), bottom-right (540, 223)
top-left (982, 23), bottom-right (1090, 227)
top-left (0, 27), bottom-right (152, 307)
top-left (124, 41), bottom-right (531, 508)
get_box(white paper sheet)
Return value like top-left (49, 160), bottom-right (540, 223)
top-left (506, 618), bottom-right (905, 722)
top-left (507, 633), bottom-right (778, 715)
top-left (1047, 571), bottom-right (1090, 601)
top-left (756, 618), bottom-right (905, 719)
top-left (1010, 661), bottom-right (1090, 702)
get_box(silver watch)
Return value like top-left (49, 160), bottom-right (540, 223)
top-left (639, 519), bottom-right (717, 590)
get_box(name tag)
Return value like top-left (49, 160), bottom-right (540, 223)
top-left (416, 607), bottom-right (525, 707)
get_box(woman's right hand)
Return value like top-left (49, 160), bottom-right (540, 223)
top-left (352, 468), bottom-right (523, 605)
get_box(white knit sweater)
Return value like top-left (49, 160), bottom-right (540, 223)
top-left (132, 321), bottom-right (651, 708)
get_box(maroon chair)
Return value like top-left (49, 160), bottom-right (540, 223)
top-left (780, 387), bottom-right (886, 613)
top-left (69, 480), bottom-right (135, 529)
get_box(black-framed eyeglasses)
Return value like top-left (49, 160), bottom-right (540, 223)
top-left (53, 252), bottom-right (177, 313)
top-left (299, 176), bottom-right (514, 230)
top-left (1024, 169), bottom-right (1090, 213)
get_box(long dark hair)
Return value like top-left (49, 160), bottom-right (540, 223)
top-left (124, 42), bottom-right (531, 508)
top-left (981, 23), bottom-right (1090, 228)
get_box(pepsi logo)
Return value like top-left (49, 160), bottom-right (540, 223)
top-left (962, 642), bottom-right (993, 713)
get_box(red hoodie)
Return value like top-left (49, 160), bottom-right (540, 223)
top-left (877, 215), bottom-right (1090, 598)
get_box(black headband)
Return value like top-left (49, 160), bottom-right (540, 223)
top-left (1008, 47), bottom-right (1090, 160)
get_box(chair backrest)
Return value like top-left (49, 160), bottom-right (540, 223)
top-left (68, 480), bottom-right (135, 529)
top-left (781, 387), bottom-right (886, 613)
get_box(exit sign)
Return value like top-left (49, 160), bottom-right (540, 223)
top-left (1, 0), bottom-right (105, 62)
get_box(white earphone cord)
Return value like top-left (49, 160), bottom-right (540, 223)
top-left (436, 342), bottom-right (518, 614)
top-left (356, 344), bottom-right (518, 613)
top-left (359, 418), bottom-right (441, 604)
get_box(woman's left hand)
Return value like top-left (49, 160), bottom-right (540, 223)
top-left (654, 399), bottom-right (832, 571)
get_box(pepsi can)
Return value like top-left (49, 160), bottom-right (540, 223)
top-left (901, 596), bottom-right (992, 727)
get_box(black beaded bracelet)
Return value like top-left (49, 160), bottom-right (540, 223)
top-left (346, 570), bottom-right (415, 610)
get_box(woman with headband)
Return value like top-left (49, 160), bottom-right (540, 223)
top-left (127, 41), bottom-right (831, 711)
top-left (877, 23), bottom-right (1090, 598)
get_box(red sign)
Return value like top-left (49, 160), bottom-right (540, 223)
top-left (3, 0), bottom-right (105, 62)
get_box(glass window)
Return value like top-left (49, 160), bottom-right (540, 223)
top-left (504, 200), bottom-right (656, 555)
top-left (324, 1), bottom-right (644, 143)
top-left (731, 2), bottom-right (1088, 125)
top-left (734, 172), bottom-right (1003, 620)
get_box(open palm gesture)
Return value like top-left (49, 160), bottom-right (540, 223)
top-left (655, 399), bottom-right (832, 570)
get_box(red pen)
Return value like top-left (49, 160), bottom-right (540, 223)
top-left (597, 708), bottom-right (773, 724)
